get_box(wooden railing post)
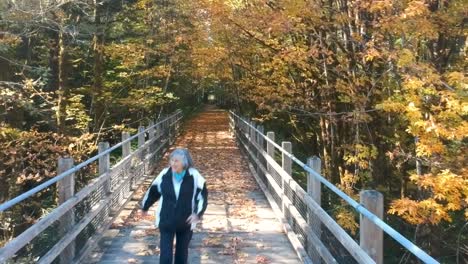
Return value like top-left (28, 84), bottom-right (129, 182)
top-left (250, 121), bottom-right (256, 143)
top-left (266, 132), bottom-right (275, 174)
top-left (174, 113), bottom-right (178, 138)
top-left (148, 121), bottom-right (155, 139)
top-left (160, 115), bottom-right (165, 137)
top-left (281, 141), bottom-right (292, 215)
top-left (168, 115), bottom-right (174, 144)
top-left (307, 156), bottom-right (322, 264)
top-left (282, 142), bottom-right (292, 175)
top-left (122, 132), bottom-right (131, 158)
top-left (138, 126), bottom-right (145, 148)
top-left (250, 122), bottom-right (256, 163)
top-left (257, 125), bottom-right (264, 175)
top-left (176, 112), bottom-right (181, 133)
top-left (99, 142), bottom-right (110, 195)
top-left (148, 121), bottom-right (155, 159)
top-left (138, 126), bottom-right (146, 173)
top-left (360, 190), bottom-right (383, 264)
top-left (57, 157), bottom-right (75, 264)
top-left (155, 118), bottom-right (161, 138)
top-left (229, 114), bottom-right (234, 134)
top-left (122, 132), bottom-right (133, 190)
top-left (242, 117), bottom-right (247, 134)
top-left (246, 119), bottom-right (249, 135)
top-left (138, 126), bottom-right (145, 153)
top-left (172, 114), bottom-right (176, 141)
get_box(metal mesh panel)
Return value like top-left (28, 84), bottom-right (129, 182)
top-left (269, 168), bottom-right (283, 193)
top-left (133, 162), bottom-right (145, 181)
top-left (320, 222), bottom-right (358, 264)
top-left (2, 197), bottom-right (61, 263)
top-left (73, 203), bottom-right (110, 261)
top-left (110, 165), bottom-right (125, 192)
top-left (110, 181), bottom-right (124, 211)
top-left (74, 184), bottom-right (104, 222)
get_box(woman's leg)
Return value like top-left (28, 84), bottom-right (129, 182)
top-left (160, 229), bottom-right (175, 264)
top-left (174, 229), bottom-right (193, 264)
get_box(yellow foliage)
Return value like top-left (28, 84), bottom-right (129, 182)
top-left (390, 170), bottom-right (468, 224)
top-left (397, 49), bottom-right (415, 68)
top-left (335, 207), bottom-right (359, 235)
top-left (445, 71), bottom-right (467, 90)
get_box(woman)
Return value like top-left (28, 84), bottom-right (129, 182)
top-left (139, 148), bottom-right (208, 264)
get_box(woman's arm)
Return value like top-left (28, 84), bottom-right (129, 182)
top-left (196, 182), bottom-right (208, 218)
top-left (141, 184), bottom-right (161, 211)
top-left (140, 168), bottom-right (167, 211)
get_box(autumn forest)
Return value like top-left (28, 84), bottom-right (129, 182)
top-left (0, 0), bottom-right (467, 263)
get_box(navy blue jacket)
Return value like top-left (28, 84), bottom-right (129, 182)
top-left (141, 167), bottom-right (208, 231)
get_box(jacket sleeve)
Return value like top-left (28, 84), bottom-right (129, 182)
top-left (196, 182), bottom-right (208, 218)
top-left (140, 168), bottom-right (166, 211)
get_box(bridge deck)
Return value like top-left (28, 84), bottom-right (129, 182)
top-left (83, 107), bottom-right (301, 264)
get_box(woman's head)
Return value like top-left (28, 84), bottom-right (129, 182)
top-left (169, 148), bottom-right (194, 173)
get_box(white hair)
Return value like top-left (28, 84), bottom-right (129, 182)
top-left (168, 148), bottom-right (194, 170)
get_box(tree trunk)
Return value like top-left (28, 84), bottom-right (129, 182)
top-left (91, 0), bottom-right (105, 133)
top-left (56, 25), bottom-right (68, 134)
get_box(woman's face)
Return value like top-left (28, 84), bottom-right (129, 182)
top-left (170, 156), bottom-right (184, 173)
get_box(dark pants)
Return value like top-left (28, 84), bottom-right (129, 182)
top-left (160, 228), bottom-right (193, 264)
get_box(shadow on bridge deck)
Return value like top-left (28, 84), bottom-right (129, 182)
top-left (83, 107), bottom-right (301, 264)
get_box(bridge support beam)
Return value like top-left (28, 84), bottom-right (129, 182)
top-left (122, 132), bottom-right (134, 191)
top-left (57, 157), bottom-right (75, 264)
top-left (281, 141), bottom-right (292, 217)
top-left (307, 156), bottom-right (322, 264)
top-left (148, 121), bottom-right (155, 139)
top-left (138, 126), bottom-right (145, 149)
top-left (360, 190), bottom-right (383, 264)
top-left (99, 142), bottom-right (111, 195)
top-left (266, 132), bottom-right (275, 175)
top-left (138, 126), bottom-right (146, 173)
top-left (122, 132), bottom-right (131, 158)
top-left (256, 125), bottom-right (264, 176)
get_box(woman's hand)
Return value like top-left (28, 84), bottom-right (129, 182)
top-left (186, 213), bottom-right (200, 225)
top-left (138, 209), bottom-right (150, 220)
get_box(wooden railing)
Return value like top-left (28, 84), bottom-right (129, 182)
top-left (229, 111), bottom-right (439, 264)
top-left (0, 110), bottom-right (183, 264)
